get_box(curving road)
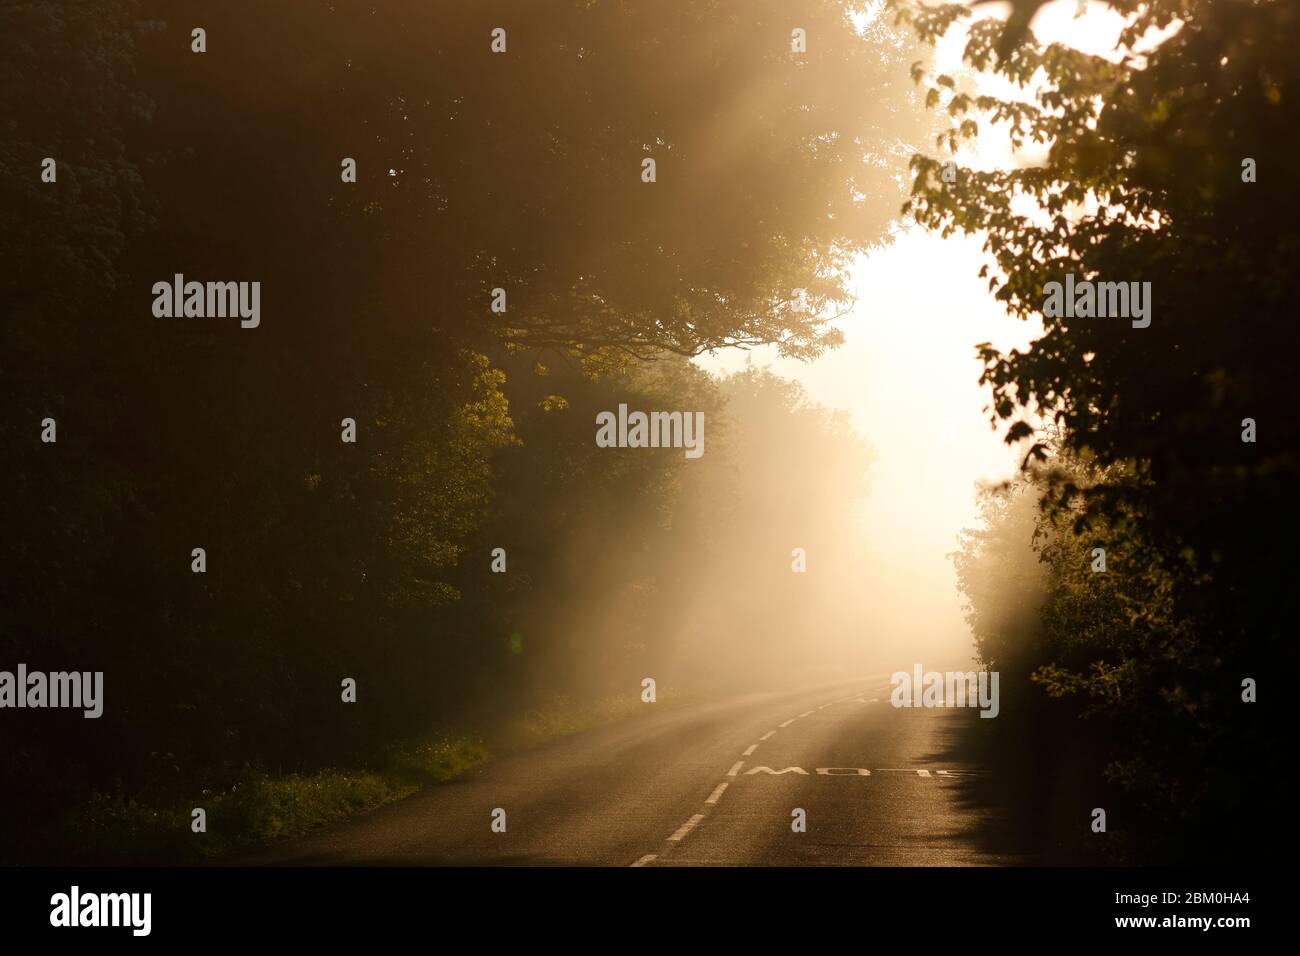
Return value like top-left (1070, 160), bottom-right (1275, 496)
top-left (247, 677), bottom-right (1028, 866)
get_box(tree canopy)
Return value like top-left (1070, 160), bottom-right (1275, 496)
top-left (1, 0), bottom-right (912, 860)
top-left (908, 0), bottom-right (1295, 860)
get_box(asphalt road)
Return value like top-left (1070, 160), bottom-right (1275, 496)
top-left (249, 677), bottom-right (1027, 866)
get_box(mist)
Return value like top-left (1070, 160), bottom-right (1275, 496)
top-left (695, 232), bottom-right (1039, 683)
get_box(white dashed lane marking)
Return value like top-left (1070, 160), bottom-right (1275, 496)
top-left (630, 685), bottom-right (893, 864)
top-left (668, 814), bottom-right (705, 842)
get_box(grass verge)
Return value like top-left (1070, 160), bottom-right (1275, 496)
top-left (66, 735), bottom-right (488, 863)
top-left (63, 691), bottom-right (691, 863)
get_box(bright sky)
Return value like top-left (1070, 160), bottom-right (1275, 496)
top-left (695, 1), bottom-right (1138, 667)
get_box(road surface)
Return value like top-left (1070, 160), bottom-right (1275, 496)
top-left (248, 677), bottom-right (1028, 866)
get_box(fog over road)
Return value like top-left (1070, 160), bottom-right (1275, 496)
top-left (250, 679), bottom-right (1028, 866)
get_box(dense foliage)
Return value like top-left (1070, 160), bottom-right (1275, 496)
top-left (911, 0), bottom-right (1295, 859)
top-left (0, 1), bottom-right (909, 857)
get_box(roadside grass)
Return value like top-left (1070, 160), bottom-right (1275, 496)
top-left (63, 691), bottom-right (691, 863)
top-left (66, 734), bottom-right (489, 863)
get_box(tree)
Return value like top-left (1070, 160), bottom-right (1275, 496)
top-left (901, 0), bottom-right (1297, 858)
top-left (1, 1), bottom-right (918, 858)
